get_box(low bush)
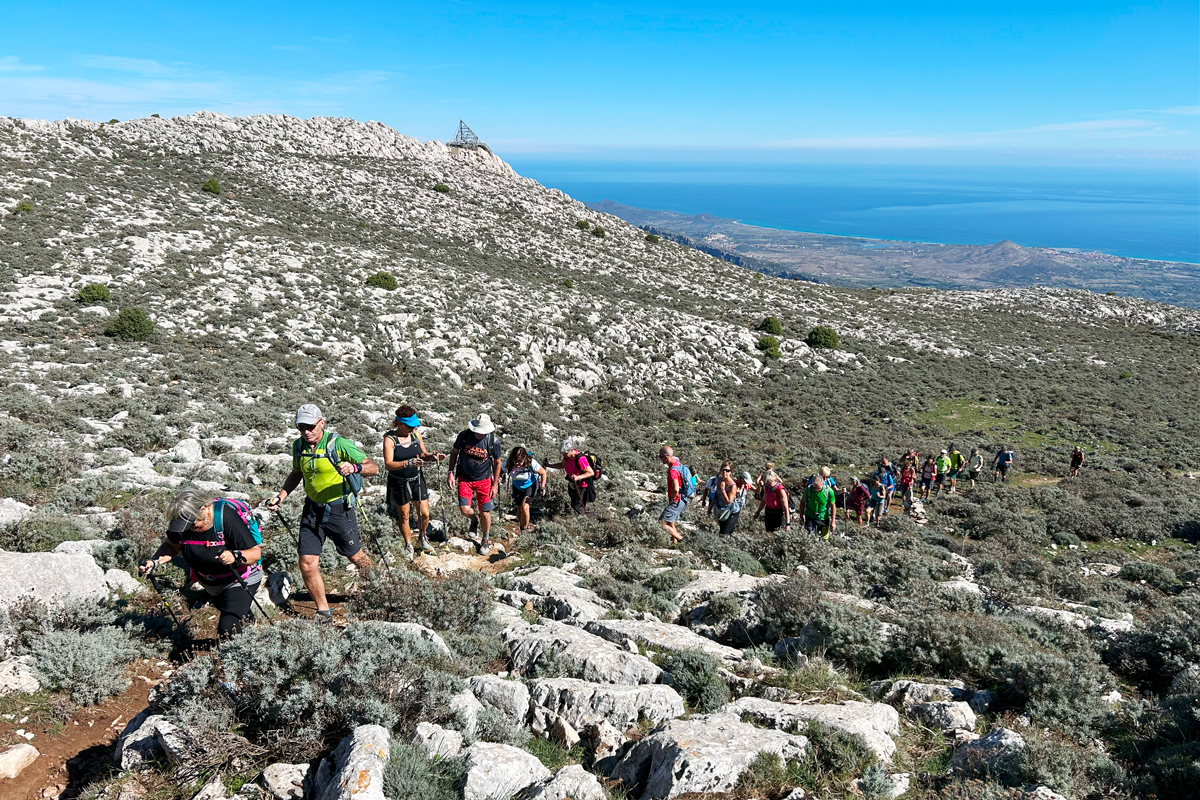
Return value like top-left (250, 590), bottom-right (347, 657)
top-left (737, 751), bottom-right (802, 791)
top-left (662, 649), bottom-right (728, 712)
top-left (366, 271), bottom-right (399, 291)
top-left (796, 719), bottom-right (878, 786)
top-left (706, 593), bottom-right (742, 622)
top-left (383, 743), bottom-right (466, 800)
top-left (0, 507), bottom-right (84, 552)
top-left (758, 316), bottom-right (784, 336)
top-left (805, 325), bottom-right (840, 349)
top-left (590, 225), bottom-right (606, 238)
top-left (76, 283), bottom-right (110, 303)
top-left (645, 233), bottom-right (660, 243)
top-left (576, 220), bottom-right (591, 230)
top-left (433, 183), bottom-right (451, 193)
top-left (757, 335), bottom-right (782, 359)
top-left (1118, 562), bottom-right (1177, 591)
top-left (201, 178), bottom-right (221, 195)
top-left (475, 706), bottom-right (530, 746)
top-left (32, 627), bottom-right (145, 705)
top-left (12, 200), bottom-right (34, 215)
top-left (105, 308), bottom-right (155, 341)
top-left (349, 568), bottom-right (494, 634)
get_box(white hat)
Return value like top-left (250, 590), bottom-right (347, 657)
top-left (940, 448), bottom-right (948, 454)
top-left (295, 404), bottom-right (322, 426)
top-left (468, 413), bottom-right (495, 435)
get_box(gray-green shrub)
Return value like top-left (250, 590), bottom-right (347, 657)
top-left (805, 325), bottom-right (840, 349)
top-left (32, 627), bottom-right (145, 705)
top-left (105, 308), bottom-right (155, 341)
top-left (757, 335), bottom-right (782, 359)
top-left (349, 569), bottom-right (493, 633)
top-left (366, 271), bottom-right (398, 291)
top-left (662, 649), bottom-right (728, 712)
top-left (201, 178), bottom-right (221, 194)
top-left (383, 743), bottom-right (466, 800)
top-left (76, 283), bottom-right (111, 303)
top-left (758, 316), bottom-right (783, 336)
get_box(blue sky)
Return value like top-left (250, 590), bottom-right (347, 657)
top-left (2, 1), bottom-right (1197, 161)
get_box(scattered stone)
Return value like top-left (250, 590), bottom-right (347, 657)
top-left (0, 655), bottom-right (40, 696)
top-left (968, 689), bottom-right (998, 714)
top-left (0, 550), bottom-right (109, 609)
top-left (0, 498), bottom-right (34, 529)
top-left (261, 763), bottom-right (310, 800)
top-left (551, 715), bottom-right (581, 749)
top-left (105, 568), bottom-right (145, 595)
top-left (192, 775), bottom-right (228, 800)
top-left (462, 742), bottom-right (552, 800)
top-left (1024, 786), bottom-right (1068, 800)
top-left (113, 710), bottom-right (163, 770)
top-left (507, 566), bottom-right (612, 622)
top-left (949, 727), bottom-right (1026, 779)
top-left (450, 689), bottom-right (485, 738)
top-left (530, 677), bottom-right (684, 731)
top-left (580, 720), bottom-right (628, 775)
top-left (504, 620), bottom-right (663, 685)
top-left (528, 764), bottom-right (605, 800)
top-left (724, 697), bottom-right (900, 763)
top-left (611, 712), bottom-right (808, 799)
top-left (584, 618), bottom-right (743, 663)
top-left (470, 674), bottom-right (532, 723)
top-left (0, 742), bottom-right (39, 779)
top-left (154, 718), bottom-right (200, 781)
top-left (314, 724), bottom-right (390, 800)
top-left (909, 701), bottom-right (976, 733)
top-left (411, 722), bottom-right (464, 759)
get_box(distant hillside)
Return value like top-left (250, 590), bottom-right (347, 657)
top-left (587, 199), bottom-right (1200, 307)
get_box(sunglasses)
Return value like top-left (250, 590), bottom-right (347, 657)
top-left (297, 424), bottom-right (318, 433)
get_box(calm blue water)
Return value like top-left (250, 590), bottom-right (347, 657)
top-left (506, 161), bottom-right (1200, 263)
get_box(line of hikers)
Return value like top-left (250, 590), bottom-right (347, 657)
top-left (137, 401), bottom-right (1078, 637)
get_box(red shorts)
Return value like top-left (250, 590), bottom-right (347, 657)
top-left (457, 478), bottom-right (495, 512)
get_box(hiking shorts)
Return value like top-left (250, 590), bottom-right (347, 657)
top-left (298, 500), bottom-right (362, 558)
top-left (968, 470), bottom-right (981, 481)
top-left (805, 516), bottom-right (831, 535)
top-left (512, 483), bottom-right (537, 508)
top-left (920, 478), bottom-right (933, 491)
top-left (998, 464), bottom-right (1010, 475)
top-left (457, 478), bottom-right (495, 512)
top-left (935, 474), bottom-right (946, 484)
top-left (386, 473), bottom-right (428, 515)
top-left (948, 469), bottom-right (960, 479)
top-left (659, 497), bottom-right (687, 523)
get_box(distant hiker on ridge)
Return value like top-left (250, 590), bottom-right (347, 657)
top-left (266, 404), bottom-right (377, 624)
top-left (447, 412), bottom-right (503, 555)
top-left (994, 445), bottom-right (1015, 483)
top-left (1070, 445), bottom-right (1086, 477)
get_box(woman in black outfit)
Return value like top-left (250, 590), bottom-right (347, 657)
top-left (141, 488), bottom-right (262, 639)
top-left (383, 405), bottom-right (445, 558)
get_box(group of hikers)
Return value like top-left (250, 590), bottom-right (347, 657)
top-left (137, 401), bottom-right (1078, 638)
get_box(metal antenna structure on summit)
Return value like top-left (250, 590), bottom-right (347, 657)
top-left (449, 120), bottom-right (482, 149)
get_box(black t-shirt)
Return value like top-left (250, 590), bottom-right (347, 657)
top-left (453, 430), bottom-right (502, 482)
top-left (387, 433), bottom-right (422, 482)
top-left (167, 503), bottom-right (260, 586)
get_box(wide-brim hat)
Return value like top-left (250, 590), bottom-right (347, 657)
top-left (468, 413), bottom-right (495, 435)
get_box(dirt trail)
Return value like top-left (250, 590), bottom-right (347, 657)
top-left (0, 662), bottom-right (165, 800)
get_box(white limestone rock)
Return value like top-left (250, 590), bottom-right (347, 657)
top-left (528, 764), bottom-right (606, 800)
top-left (724, 697), bottom-right (900, 763)
top-left (583, 618), bottom-right (743, 664)
top-left (506, 566), bottom-right (612, 622)
top-left (530, 677), bottom-right (684, 731)
top-left (260, 763), bottom-right (310, 800)
top-left (0, 655), bottom-right (40, 696)
top-left (0, 549), bottom-right (108, 609)
top-left (504, 620), bottom-right (663, 685)
top-left (314, 724), bottom-right (390, 800)
top-left (909, 700), bottom-right (977, 733)
top-left (470, 674), bottom-right (532, 723)
top-left (462, 742), bottom-right (552, 800)
top-left (949, 727), bottom-right (1027, 778)
top-left (411, 722), bottom-right (464, 759)
top-left (0, 498), bottom-right (34, 529)
top-left (0, 742), bottom-right (39, 779)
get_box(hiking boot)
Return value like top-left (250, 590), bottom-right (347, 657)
top-left (418, 533), bottom-right (434, 552)
top-left (404, 541), bottom-right (415, 560)
top-left (314, 609), bottom-right (334, 625)
top-left (478, 536), bottom-right (491, 556)
top-left (468, 516), bottom-right (479, 535)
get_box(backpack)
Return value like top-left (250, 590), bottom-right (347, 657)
top-left (675, 462), bottom-right (696, 500)
top-left (576, 451), bottom-right (603, 483)
top-left (179, 498), bottom-right (263, 583)
top-left (293, 432), bottom-right (363, 497)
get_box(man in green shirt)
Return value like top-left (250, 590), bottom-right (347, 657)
top-left (934, 449), bottom-right (952, 497)
top-left (947, 446), bottom-right (966, 494)
top-left (266, 404), bottom-right (379, 623)
top-left (801, 476), bottom-right (837, 539)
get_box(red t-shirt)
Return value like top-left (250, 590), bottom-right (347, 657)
top-left (763, 483), bottom-right (787, 510)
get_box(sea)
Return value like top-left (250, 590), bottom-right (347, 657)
top-left (505, 160), bottom-right (1200, 264)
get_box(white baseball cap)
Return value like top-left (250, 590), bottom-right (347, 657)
top-left (295, 404), bottom-right (322, 426)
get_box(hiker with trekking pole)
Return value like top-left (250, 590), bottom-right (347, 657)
top-left (265, 404), bottom-right (379, 624)
top-left (140, 487), bottom-right (266, 639)
top-left (383, 405), bottom-right (446, 559)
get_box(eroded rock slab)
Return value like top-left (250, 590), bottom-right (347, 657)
top-left (504, 621), bottom-right (662, 685)
top-left (462, 742), bottom-right (552, 800)
top-left (506, 567), bottom-right (612, 622)
top-left (724, 697), bottom-right (900, 763)
top-left (314, 724), bottom-right (390, 800)
top-left (584, 618), bottom-right (743, 663)
top-left (530, 677), bottom-right (684, 731)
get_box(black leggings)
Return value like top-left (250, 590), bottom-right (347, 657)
top-left (210, 581), bottom-right (257, 638)
top-left (718, 510), bottom-right (740, 536)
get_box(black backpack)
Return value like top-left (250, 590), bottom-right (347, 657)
top-left (577, 451), bottom-right (603, 482)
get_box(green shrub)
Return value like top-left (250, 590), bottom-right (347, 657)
top-left (576, 220), bottom-right (591, 230)
top-left (1118, 562), bottom-right (1177, 591)
top-left (32, 627), bottom-right (145, 705)
top-left (758, 316), bottom-right (784, 336)
top-left (800, 719), bottom-right (878, 781)
top-left (150, 113), bottom-right (160, 118)
top-left (12, 200), bottom-right (34, 215)
top-left (591, 225), bottom-right (606, 238)
top-left (757, 335), bottom-right (782, 359)
top-left (645, 233), bottom-right (660, 243)
top-left (737, 751), bottom-right (801, 790)
top-left (76, 283), bottom-right (111, 303)
top-left (475, 705), bottom-right (530, 746)
top-left (706, 593), bottom-right (742, 622)
top-left (434, 183), bottom-right (451, 193)
top-left (201, 178), bottom-right (221, 195)
top-left (563, 279), bottom-right (575, 289)
top-left (366, 271), bottom-right (399, 291)
top-left (105, 308), bottom-right (155, 341)
top-left (349, 569), bottom-right (494, 634)
top-left (662, 649), bottom-right (728, 712)
top-left (0, 508), bottom-right (85, 552)
top-left (108, 118), bottom-right (119, 124)
top-left (524, 736), bottom-right (583, 771)
top-left (805, 325), bottom-right (840, 349)
top-left (383, 743), bottom-right (466, 800)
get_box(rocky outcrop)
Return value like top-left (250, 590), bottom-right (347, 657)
top-left (0, 549), bottom-right (109, 609)
top-left (470, 674), bottom-right (532, 723)
top-left (584, 618), bottom-right (744, 663)
top-left (260, 763), bottom-right (310, 800)
top-left (909, 701), bottom-right (977, 733)
top-left (724, 697), bottom-right (900, 763)
top-left (0, 655), bottom-right (40, 696)
top-left (410, 722), bottom-right (463, 759)
top-left (504, 621), bottom-right (663, 685)
top-left (949, 727), bottom-right (1026, 779)
top-left (528, 764), bottom-right (606, 800)
top-left (113, 710), bottom-right (164, 770)
top-left (462, 742), bottom-right (552, 800)
top-left (505, 567), bottom-right (612, 622)
top-left (612, 712), bottom-right (808, 799)
top-left (313, 725), bottom-right (390, 800)
top-left (530, 677), bottom-right (684, 731)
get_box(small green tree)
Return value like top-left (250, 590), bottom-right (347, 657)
top-left (366, 271), bottom-right (398, 291)
top-left (576, 220), bottom-right (591, 230)
top-left (591, 225), bottom-right (606, 238)
top-left (758, 316), bottom-right (783, 336)
top-left (12, 200), bottom-right (33, 215)
top-left (756, 335), bottom-right (782, 359)
top-left (645, 233), bottom-right (660, 243)
top-left (77, 283), bottom-right (111, 303)
top-left (150, 113), bottom-right (160, 118)
top-left (105, 308), bottom-right (155, 341)
top-left (108, 119), bottom-right (119, 124)
top-left (433, 183), bottom-right (451, 193)
top-left (563, 279), bottom-right (575, 289)
top-left (201, 178), bottom-right (221, 195)
top-left (805, 325), bottom-right (840, 349)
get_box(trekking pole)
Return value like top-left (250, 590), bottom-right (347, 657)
top-left (229, 561), bottom-right (272, 623)
top-left (146, 565), bottom-right (189, 644)
top-left (355, 498), bottom-right (392, 570)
